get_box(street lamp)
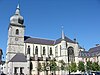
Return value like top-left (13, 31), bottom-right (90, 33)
top-left (46, 65), bottom-right (50, 75)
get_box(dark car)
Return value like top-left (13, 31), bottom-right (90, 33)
top-left (95, 72), bottom-right (100, 75)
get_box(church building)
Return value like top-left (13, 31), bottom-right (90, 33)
top-left (4, 4), bottom-right (100, 75)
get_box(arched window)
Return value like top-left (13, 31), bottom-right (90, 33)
top-left (16, 29), bottom-right (19, 35)
top-left (55, 46), bottom-right (58, 57)
top-left (35, 46), bottom-right (38, 55)
top-left (27, 46), bottom-right (30, 54)
top-left (50, 47), bottom-right (52, 55)
top-left (43, 47), bottom-right (45, 55)
top-left (68, 47), bottom-right (75, 62)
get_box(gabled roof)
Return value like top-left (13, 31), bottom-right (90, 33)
top-left (24, 37), bottom-right (55, 45)
top-left (24, 36), bottom-right (76, 45)
top-left (89, 46), bottom-right (100, 53)
top-left (54, 36), bottom-right (76, 44)
top-left (10, 53), bottom-right (27, 62)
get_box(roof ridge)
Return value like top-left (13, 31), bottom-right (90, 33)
top-left (30, 37), bottom-right (55, 41)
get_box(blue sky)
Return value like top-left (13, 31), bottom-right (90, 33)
top-left (0, 0), bottom-right (100, 60)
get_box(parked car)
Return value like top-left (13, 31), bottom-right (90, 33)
top-left (91, 71), bottom-right (100, 75)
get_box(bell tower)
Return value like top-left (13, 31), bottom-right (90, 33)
top-left (6, 4), bottom-right (25, 62)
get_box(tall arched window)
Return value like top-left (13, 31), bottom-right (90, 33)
top-left (27, 46), bottom-right (30, 54)
top-left (16, 29), bottom-right (19, 35)
top-left (68, 46), bottom-right (75, 62)
top-left (43, 47), bottom-right (45, 55)
top-left (50, 47), bottom-right (52, 55)
top-left (35, 46), bottom-right (38, 55)
top-left (55, 46), bottom-right (58, 57)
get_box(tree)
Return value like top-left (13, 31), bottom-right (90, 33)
top-left (86, 61), bottom-right (92, 71)
top-left (78, 61), bottom-right (85, 72)
top-left (38, 62), bottom-right (42, 72)
top-left (42, 62), bottom-right (46, 71)
top-left (50, 58), bottom-right (57, 74)
top-left (50, 59), bottom-right (57, 71)
top-left (70, 62), bottom-right (77, 73)
top-left (92, 62), bottom-right (100, 71)
top-left (59, 60), bottom-right (66, 71)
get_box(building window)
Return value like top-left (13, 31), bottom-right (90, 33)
top-left (16, 29), bottom-right (19, 35)
top-left (35, 46), bottom-right (38, 55)
top-left (50, 47), bottom-right (52, 55)
top-left (27, 46), bottom-right (30, 54)
top-left (43, 47), bottom-right (45, 55)
top-left (20, 67), bottom-right (24, 74)
top-left (68, 46), bottom-right (75, 62)
top-left (55, 46), bottom-right (58, 56)
top-left (60, 45), bottom-right (61, 56)
top-left (14, 67), bottom-right (18, 74)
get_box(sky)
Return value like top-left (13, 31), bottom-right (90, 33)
top-left (0, 0), bottom-right (100, 60)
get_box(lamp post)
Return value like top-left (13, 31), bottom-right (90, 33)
top-left (46, 65), bottom-right (50, 75)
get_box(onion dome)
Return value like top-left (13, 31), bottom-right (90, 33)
top-left (10, 4), bottom-right (24, 25)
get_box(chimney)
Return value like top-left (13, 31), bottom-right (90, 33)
top-left (96, 44), bottom-right (100, 47)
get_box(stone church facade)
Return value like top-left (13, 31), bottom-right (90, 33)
top-left (4, 4), bottom-right (100, 75)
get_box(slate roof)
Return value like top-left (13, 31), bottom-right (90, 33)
top-left (89, 46), bottom-right (100, 53)
top-left (79, 46), bottom-right (100, 57)
top-left (24, 36), bottom-right (75, 45)
top-left (24, 36), bottom-right (31, 41)
top-left (24, 37), bottom-right (55, 45)
top-left (54, 36), bottom-right (75, 44)
top-left (10, 53), bottom-right (27, 62)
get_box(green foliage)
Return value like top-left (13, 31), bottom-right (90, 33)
top-left (59, 60), bottom-right (66, 70)
top-left (50, 58), bottom-right (57, 71)
top-left (92, 62), bottom-right (100, 71)
top-left (56, 66), bottom-right (60, 71)
top-left (42, 63), bottom-right (46, 71)
top-left (38, 62), bottom-right (42, 72)
top-left (86, 61), bottom-right (92, 71)
top-left (70, 62), bottom-right (77, 72)
top-left (78, 61), bottom-right (85, 72)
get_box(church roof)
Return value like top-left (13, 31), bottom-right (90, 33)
top-left (54, 36), bottom-right (76, 44)
top-left (9, 53), bottom-right (27, 62)
top-left (24, 36), bottom-right (75, 45)
top-left (24, 37), bottom-right (55, 45)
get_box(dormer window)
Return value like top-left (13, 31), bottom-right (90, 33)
top-left (16, 29), bottom-right (19, 35)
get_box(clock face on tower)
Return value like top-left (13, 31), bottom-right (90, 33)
top-left (15, 37), bottom-right (18, 41)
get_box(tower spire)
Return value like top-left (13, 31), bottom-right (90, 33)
top-left (15, 3), bottom-right (20, 15)
top-left (61, 26), bottom-right (65, 40)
